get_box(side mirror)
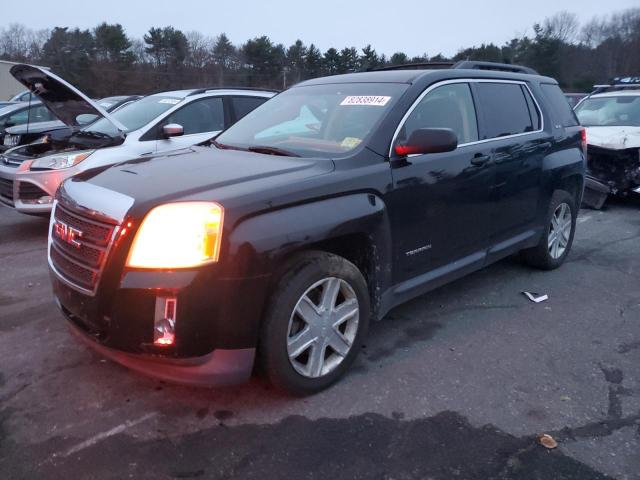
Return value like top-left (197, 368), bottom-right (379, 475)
top-left (163, 123), bottom-right (184, 138)
top-left (394, 128), bottom-right (458, 156)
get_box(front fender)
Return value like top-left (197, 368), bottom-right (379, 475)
top-left (225, 193), bottom-right (393, 313)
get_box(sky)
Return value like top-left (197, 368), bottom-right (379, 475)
top-left (4, 0), bottom-right (639, 57)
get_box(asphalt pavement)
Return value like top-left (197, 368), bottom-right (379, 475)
top-left (0, 199), bottom-right (638, 479)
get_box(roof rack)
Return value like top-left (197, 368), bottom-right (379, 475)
top-left (452, 61), bottom-right (538, 75)
top-left (187, 86), bottom-right (280, 96)
top-left (371, 60), bottom-right (538, 75)
top-left (590, 77), bottom-right (640, 94)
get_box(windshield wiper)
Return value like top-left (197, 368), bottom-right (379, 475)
top-left (247, 146), bottom-right (300, 157)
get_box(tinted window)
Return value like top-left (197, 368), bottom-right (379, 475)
top-left (231, 96), bottom-right (267, 121)
top-left (165, 97), bottom-right (224, 135)
top-left (400, 83), bottom-right (479, 145)
top-left (476, 83), bottom-right (535, 139)
top-left (540, 83), bottom-right (579, 127)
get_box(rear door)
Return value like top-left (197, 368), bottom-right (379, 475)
top-left (473, 81), bottom-right (550, 247)
top-left (388, 81), bottom-right (495, 282)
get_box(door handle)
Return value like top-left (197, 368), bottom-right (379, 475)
top-left (470, 153), bottom-right (491, 166)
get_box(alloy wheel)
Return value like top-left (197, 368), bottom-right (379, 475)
top-left (548, 202), bottom-right (572, 259)
top-left (286, 277), bottom-right (360, 378)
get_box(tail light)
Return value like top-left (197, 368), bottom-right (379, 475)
top-left (580, 128), bottom-right (587, 156)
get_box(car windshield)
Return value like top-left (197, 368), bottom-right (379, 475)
top-left (83, 95), bottom-right (182, 136)
top-left (215, 83), bottom-right (408, 158)
top-left (575, 95), bottom-right (640, 127)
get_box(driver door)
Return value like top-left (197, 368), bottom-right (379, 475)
top-left (387, 81), bottom-right (495, 283)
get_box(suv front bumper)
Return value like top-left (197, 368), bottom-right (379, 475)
top-left (51, 266), bottom-right (271, 386)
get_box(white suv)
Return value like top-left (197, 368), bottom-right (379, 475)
top-left (0, 64), bottom-right (275, 215)
top-left (574, 79), bottom-right (640, 203)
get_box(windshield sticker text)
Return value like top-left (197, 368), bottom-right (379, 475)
top-left (159, 99), bottom-right (180, 105)
top-left (340, 96), bottom-right (391, 107)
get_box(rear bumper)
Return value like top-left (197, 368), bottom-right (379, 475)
top-left (66, 317), bottom-right (255, 386)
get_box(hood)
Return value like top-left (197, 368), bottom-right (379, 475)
top-left (76, 146), bottom-right (335, 210)
top-left (10, 64), bottom-right (126, 132)
top-left (6, 120), bottom-right (65, 136)
top-left (585, 126), bottom-right (640, 150)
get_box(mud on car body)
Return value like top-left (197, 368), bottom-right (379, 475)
top-left (0, 64), bottom-right (275, 215)
top-left (575, 77), bottom-right (640, 208)
top-left (49, 61), bottom-right (585, 395)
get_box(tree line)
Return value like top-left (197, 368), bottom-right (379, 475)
top-left (0, 8), bottom-right (638, 98)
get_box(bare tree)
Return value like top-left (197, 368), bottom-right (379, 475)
top-left (544, 11), bottom-right (580, 43)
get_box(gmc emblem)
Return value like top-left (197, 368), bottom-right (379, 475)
top-left (54, 220), bottom-right (83, 248)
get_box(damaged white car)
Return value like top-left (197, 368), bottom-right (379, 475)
top-left (576, 78), bottom-right (640, 208)
top-left (0, 64), bottom-right (275, 215)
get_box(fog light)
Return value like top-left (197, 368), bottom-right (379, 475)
top-left (37, 195), bottom-right (53, 204)
top-left (154, 297), bottom-right (177, 346)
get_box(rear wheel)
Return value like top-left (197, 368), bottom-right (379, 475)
top-left (521, 190), bottom-right (577, 270)
top-left (259, 251), bottom-right (370, 395)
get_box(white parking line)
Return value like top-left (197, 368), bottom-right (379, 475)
top-left (577, 215), bottom-right (592, 224)
top-left (62, 412), bottom-right (157, 457)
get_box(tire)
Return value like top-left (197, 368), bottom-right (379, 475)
top-left (259, 251), bottom-right (370, 396)
top-left (521, 190), bottom-right (577, 270)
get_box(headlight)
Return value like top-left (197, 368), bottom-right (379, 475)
top-left (30, 150), bottom-right (94, 170)
top-left (126, 202), bottom-right (224, 269)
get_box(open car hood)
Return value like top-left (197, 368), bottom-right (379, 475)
top-left (10, 64), bottom-right (126, 132)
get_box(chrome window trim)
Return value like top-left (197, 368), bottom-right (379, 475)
top-left (389, 78), bottom-right (545, 158)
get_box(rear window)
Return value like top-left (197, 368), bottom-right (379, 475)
top-left (475, 83), bottom-right (536, 139)
top-left (540, 83), bottom-right (579, 127)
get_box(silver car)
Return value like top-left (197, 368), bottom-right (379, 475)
top-left (0, 64), bottom-right (275, 215)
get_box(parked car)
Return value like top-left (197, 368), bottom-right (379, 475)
top-left (0, 101), bottom-right (56, 145)
top-left (574, 77), bottom-right (640, 208)
top-left (47, 61), bottom-right (585, 395)
top-left (565, 93), bottom-right (587, 108)
top-left (0, 101), bottom-right (18, 109)
top-left (0, 64), bottom-right (275, 215)
top-left (9, 90), bottom-right (35, 102)
top-left (1, 95), bottom-right (142, 151)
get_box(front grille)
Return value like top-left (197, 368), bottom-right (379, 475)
top-left (49, 202), bottom-right (119, 294)
top-left (18, 182), bottom-right (48, 201)
top-left (0, 177), bottom-right (13, 201)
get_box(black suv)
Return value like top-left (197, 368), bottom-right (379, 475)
top-left (49, 62), bottom-right (585, 395)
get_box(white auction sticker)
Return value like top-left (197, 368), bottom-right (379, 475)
top-left (340, 96), bottom-right (391, 106)
top-left (159, 98), bottom-right (180, 104)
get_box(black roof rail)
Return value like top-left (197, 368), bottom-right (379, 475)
top-left (370, 60), bottom-right (538, 75)
top-left (370, 62), bottom-right (455, 72)
top-left (452, 61), bottom-right (539, 75)
top-left (187, 86), bottom-right (280, 96)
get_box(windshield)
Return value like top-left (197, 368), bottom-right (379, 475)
top-left (83, 95), bottom-right (181, 136)
top-left (215, 83), bottom-right (408, 158)
top-left (575, 95), bottom-right (640, 127)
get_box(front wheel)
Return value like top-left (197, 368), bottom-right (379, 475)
top-left (259, 251), bottom-right (370, 395)
top-left (521, 190), bottom-right (577, 270)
